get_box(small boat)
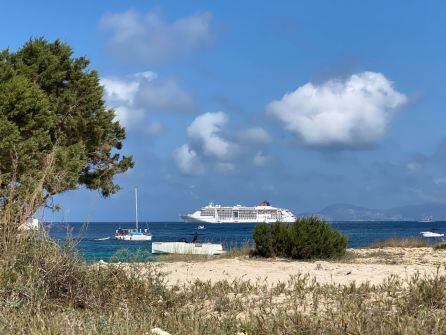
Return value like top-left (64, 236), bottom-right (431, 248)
top-left (197, 225), bottom-right (205, 230)
top-left (152, 232), bottom-right (224, 255)
top-left (420, 231), bottom-right (444, 238)
top-left (115, 188), bottom-right (152, 241)
top-left (420, 215), bottom-right (434, 223)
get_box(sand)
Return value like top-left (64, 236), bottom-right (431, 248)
top-left (157, 247), bottom-right (446, 286)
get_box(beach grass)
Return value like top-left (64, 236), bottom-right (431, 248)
top-left (2, 232), bottom-right (446, 334)
top-left (433, 242), bottom-right (446, 250)
top-left (368, 236), bottom-right (430, 248)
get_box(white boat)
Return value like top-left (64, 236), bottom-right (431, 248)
top-left (420, 231), bottom-right (444, 238)
top-left (115, 188), bottom-right (152, 241)
top-left (23, 217), bottom-right (39, 230)
top-left (115, 228), bottom-right (152, 241)
top-left (152, 242), bottom-right (225, 255)
top-left (420, 215), bottom-right (434, 223)
top-left (181, 201), bottom-right (296, 223)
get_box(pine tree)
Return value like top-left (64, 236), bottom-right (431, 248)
top-left (0, 38), bottom-right (134, 220)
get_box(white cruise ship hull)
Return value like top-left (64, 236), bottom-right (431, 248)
top-left (181, 215), bottom-right (293, 224)
top-left (181, 202), bottom-right (296, 224)
top-left (152, 242), bottom-right (225, 255)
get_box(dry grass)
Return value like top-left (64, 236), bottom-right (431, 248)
top-left (369, 236), bottom-right (430, 248)
top-left (433, 243), bottom-right (446, 250)
top-left (2, 232), bottom-right (446, 334)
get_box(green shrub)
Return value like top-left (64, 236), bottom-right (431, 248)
top-left (253, 216), bottom-right (348, 259)
top-left (271, 221), bottom-right (290, 256)
top-left (252, 223), bottom-right (274, 257)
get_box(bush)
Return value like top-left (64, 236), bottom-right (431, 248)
top-left (253, 216), bottom-right (348, 259)
top-left (252, 223), bottom-right (274, 257)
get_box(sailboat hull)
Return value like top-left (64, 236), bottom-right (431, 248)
top-left (115, 234), bottom-right (152, 241)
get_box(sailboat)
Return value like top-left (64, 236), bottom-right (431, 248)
top-left (115, 188), bottom-right (152, 241)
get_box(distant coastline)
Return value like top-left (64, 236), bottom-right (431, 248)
top-left (305, 202), bottom-right (446, 221)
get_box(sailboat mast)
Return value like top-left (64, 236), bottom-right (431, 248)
top-left (135, 188), bottom-right (138, 230)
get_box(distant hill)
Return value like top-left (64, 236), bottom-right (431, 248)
top-left (305, 203), bottom-right (446, 221)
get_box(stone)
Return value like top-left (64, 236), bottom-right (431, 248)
top-left (151, 328), bottom-right (171, 335)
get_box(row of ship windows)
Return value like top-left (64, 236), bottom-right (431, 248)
top-left (201, 210), bottom-right (283, 218)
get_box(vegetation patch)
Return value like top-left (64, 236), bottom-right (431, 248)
top-left (369, 237), bottom-right (430, 248)
top-left (253, 217), bottom-right (348, 259)
top-left (433, 243), bottom-right (446, 250)
top-left (2, 233), bottom-right (446, 334)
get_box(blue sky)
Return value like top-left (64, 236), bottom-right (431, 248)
top-left (2, 1), bottom-right (446, 221)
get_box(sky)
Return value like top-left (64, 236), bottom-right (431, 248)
top-left (2, 1), bottom-right (446, 221)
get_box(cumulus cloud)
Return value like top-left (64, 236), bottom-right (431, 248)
top-left (267, 71), bottom-right (407, 149)
top-left (100, 9), bottom-right (214, 65)
top-left (173, 112), bottom-right (239, 175)
top-left (101, 71), bottom-right (195, 131)
top-left (173, 113), bottom-right (275, 175)
top-left (238, 127), bottom-right (272, 144)
top-left (187, 112), bottom-right (232, 159)
top-left (135, 79), bottom-right (196, 112)
top-left (173, 144), bottom-right (204, 175)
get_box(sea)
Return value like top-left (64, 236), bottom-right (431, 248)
top-left (46, 221), bottom-right (446, 262)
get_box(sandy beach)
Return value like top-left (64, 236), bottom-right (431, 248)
top-left (158, 247), bottom-right (446, 286)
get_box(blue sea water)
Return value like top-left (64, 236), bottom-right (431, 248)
top-left (46, 221), bottom-right (446, 262)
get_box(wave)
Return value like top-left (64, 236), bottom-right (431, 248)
top-left (94, 237), bottom-right (111, 241)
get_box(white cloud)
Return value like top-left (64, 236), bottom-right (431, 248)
top-left (215, 162), bottom-right (236, 173)
top-left (135, 78), bottom-right (196, 112)
top-left (112, 105), bottom-right (144, 128)
top-left (406, 162), bottom-right (421, 174)
top-left (102, 77), bottom-right (141, 104)
top-left (173, 113), bottom-right (273, 175)
top-left (100, 9), bottom-right (213, 65)
top-left (434, 178), bottom-right (446, 185)
top-left (253, 151), bottom-right (270, 167)
top-left (146, 122), bottom-right (164, 135)
top-left (267, 71), bottom-right (407, 148)
top-left (187, 112), bottom-right (231, 159)
top-left (101, 71), bottom-right (194, 131)
top-left (172, 144), bottom-right (204, 175)
top-left (238, 127), bottom-right (272, 144)
top-left (173, 112), bottom-right (240, 175)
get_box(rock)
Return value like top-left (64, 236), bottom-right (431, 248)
top-left (336, 269), bottom-right (353, 276)
top-left (151, 328), bottom-right (171, 335)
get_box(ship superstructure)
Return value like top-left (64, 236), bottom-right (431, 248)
top-left (181, 201), bottom-right (296, 223)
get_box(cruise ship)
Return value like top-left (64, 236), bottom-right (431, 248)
top-left (181, 201), bottom-right (296, 223)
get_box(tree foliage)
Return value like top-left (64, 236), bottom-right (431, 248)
top-left (0, 38), bottom-right (133, 217)
top-left (253, 217), bottom-right (348, 259)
